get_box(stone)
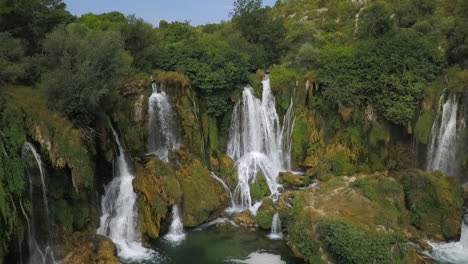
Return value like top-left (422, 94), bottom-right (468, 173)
top-left (279, 171), bottom-right (305, 187)
top-left (233, 210), bottom-right (256, 229)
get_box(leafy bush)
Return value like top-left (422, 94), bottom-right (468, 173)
top-left (0, 32), bottom-right (28, 84)
top-left (40, 23), bottom-right (130, 125)
top-left (318, 218), bottom-right (407, 264)
top-left (317, 29), bottom-right (445, 125)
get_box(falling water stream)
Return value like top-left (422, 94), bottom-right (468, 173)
top-left (226, 76), bottom-right (295, 212)
top-left (164, 205), bottom-right (186, 245)
top-left (424, 92), bottom-right (468, 263)
top-left (267, 212), bottom-right (283, 240)
top-left (148, 83), bottom-right (180, 161)
top-left (21, 142), bottom-right (55, 264)
top-left (97, 127), bottom-right (152, 260)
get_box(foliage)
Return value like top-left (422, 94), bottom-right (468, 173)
top-left (40, 23), bottom-right (130, 125)
top-left (0, 94), bottom-right (28, 260)
top-left (0, 32), bottom-right (28, 84)
top-left (249, 172), bottom-right (270, 202)
top-left (0, 0), bottom-right (74, 53)
top-left (317, 29), bottom-right (445, 125)
top-left (232, 0), bottom-right (286, 67)
top-left (318, 218), bottom-right (407, 264)
top-left (355, 2), bottom-right (393, 39)
top-left (397, 169), bottom-right (464, 239)
top-left (270, 66), bottom-right (297, 111)
top-left (158, 39), bottom-right (248, 117)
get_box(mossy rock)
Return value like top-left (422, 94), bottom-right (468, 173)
top-left (233, 210), bottom-right (256, 229)
top-left (135, 156), bottom-right (182, 238)
top-left (396, 169), bottom-right (464, 240)
top-left (414, 111), bottom-right (435, 144)
top-left (249, 172), bottom-right (270, 202)
top-left (279, 171), bottom-right (305, 187)
top-left (172, 150), bottom-right (227, 227)
top-left (60, 233), bottom-right (121, 264)
top-left (255, 198), bottom-right (276, 230)
top-left (218, 154), bottom-right (234, 180)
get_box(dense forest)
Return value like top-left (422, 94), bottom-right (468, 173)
top-left (0, 0), bottom-right (467, 263)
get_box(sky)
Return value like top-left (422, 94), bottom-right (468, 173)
top-left (64, 0), bottom-right (277, 26)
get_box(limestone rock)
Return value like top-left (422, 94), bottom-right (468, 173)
top-left (279, 171), bottom-right (305, 187)
top-left (60, 234), bottom-right (121, 264)
top-left (233, 210), bottom-right (256, 229)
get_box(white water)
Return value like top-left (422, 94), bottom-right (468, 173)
top-left (426, 93), bottom-right (467, 177)
top-left (267, 212), bottom-right (283, 240)
top-left (231, 251), bottom-right (286, 264)
top-left (425, 214), bottom-right (468, 264)
top-left (148, 83), bottom-right (180, 161)
top-left (227, 76), bottom-right (294, 212)
top-left (97, 127), bottom-right (152, 260)
top-left (21, 142), bottom-right (55, 264)
top-left (164, 204), bottom-right (186, 244)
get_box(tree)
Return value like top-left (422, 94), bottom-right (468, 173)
top-left (317, 29), bottom-right (445, 125)
top-left (158, 39), bottom-right (249, 116)
top-left (231, 0), bottom-right (286, 67)
top-left (40, 23), bottom-right (130, 125)
top-left (355, 2), bottom-right (393, 39)
top-left (0, 32), bottom-right (28, 84)
top-left (0, 0), bottom-right (74, 53)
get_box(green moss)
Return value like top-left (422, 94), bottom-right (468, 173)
top-left (255, 198), bottom-right (275, 229)
top-left (414, 111), bottom-right (435, 144)
top-left (369, 121), bottom-right (390, 147)
top-left (331, 150), bottom-right (355, 175)
top-left (249, 172), bottom-right (270, 202)
top-left (291, 115), bottom-right (309, 162)
top-left (270, 66), bottom-right (298, 112)
top-left (54, 199), bottom-right (74, 232)
top-left (397, 169), bottom-right (464, 239)
top-left (208, 116), bottom-right (219, 153)
top-left (318, 218), bottom-right (407, 264)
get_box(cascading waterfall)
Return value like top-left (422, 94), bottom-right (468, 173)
top-left (426, 92), bottom-right (467, 178)
top-left (424, 91), bottom-right (468, 263)
top-left (425, 213), bottom-right (468, 263)
top-left (164, 204), bottom-right (186, 244)
top-left (97, 127), bottom-right (152, 260)
top-left (148, 82), bottom-right (180, 161)
top-left (267, 212), bottom-right (283, 240)
top-left (21, 142), bottom-right (55, 264)
top-left (227, 76), bottom-right (294, 212)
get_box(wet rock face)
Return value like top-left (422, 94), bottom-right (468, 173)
top-left (233, 210), bottom-right (256, 229)
top-left (279, 171), bottom-right (305, 187)
top-left (60, 234), bottom-right (121, 264)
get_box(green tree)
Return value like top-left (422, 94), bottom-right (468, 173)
top-left (317, 30), bottom-right (445, 125)
top-left (40, 23), bottom-right (130, 125)
top-left (232, 0), bottom-right (286, 67)
top-left (0, 0), bottom-right (74, 53)
top-left (355, 2), bottom-right (393, 39)
top-left (158, 39), bottom-right (248, 116)
top-left (0, 32), bottom-right (28, 84)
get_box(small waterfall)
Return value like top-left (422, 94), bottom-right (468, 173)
top-left (148, 82), bottom-right (180, 161)
top-left (210, 172), bottom-right (233, 205)
top-left (97, 127), bottom-right (152, 260)
top-left (226, 76), bottom-right (294, 212)
top-left (164, 204), bottom-right (186, 244)
top-left (267, 212), bottom-right (283, 240)
top-left (462, 215), bottom-right (468, 248)
top-left (426, 93), bottom-right (467, 178)
top-left (425, 213), bottom-right (468, 263)
top-left (21, 142), bottom-right (55, 264)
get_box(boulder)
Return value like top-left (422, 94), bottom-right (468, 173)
top-left (60, 234), bottom-right (121, 264)
top-left (233, 210), bottom-right (256, 229)
top-left (279, 171), bottom-right (305, 187)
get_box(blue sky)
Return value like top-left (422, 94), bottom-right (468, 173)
top-left (64, 0), bottom-right (277, 26)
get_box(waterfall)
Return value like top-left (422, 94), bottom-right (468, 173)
top-left (226, 76), bottom-right (294, 212)
top-left (426, 92), bottom-right (467, 178)
top-left (21, 142), bottom-right (55, 264)
top-left (97, 127), bottom-right (152, 260)
top-left (425, 213), bottom-right (468, 263)
top-left (267, 212), bottom-right (283, 240)
top-left (148, 82), bottom-right (180, 161)
top-left (462, 215), bottom-right (468, 248)
top-left (164, 204), bottom-right (186, 244)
